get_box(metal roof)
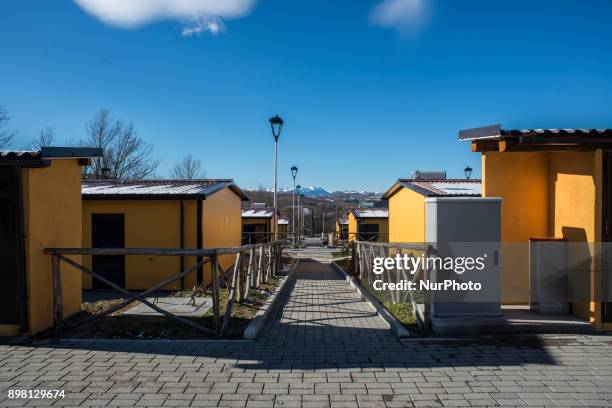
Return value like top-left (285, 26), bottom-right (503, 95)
top-left (242, 209), bottom-right (275, 218)
top-left (338, 218), bottom-right (348, 225)
top-left (459, 124), bottom-right (612, 141)
top-left (383, 179), bottom-right (481, 199)
top-left (82, 179), bottom-right (249, 200)
top-left (0, 150), bottom-right (41, 159)
top-left (351, 208), bottom-right (389, 219)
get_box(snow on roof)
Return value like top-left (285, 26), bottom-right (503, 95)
top-left (82, 179), bottom-right (248, 200)
top-left (338, 218), bottom-right (348, 225)
top-left (395, 179), bottom-right (482, 198)
top-left (242, 209), bottom-right (274, 218)
top-left (278, 218), bottom-right (289, 225)
top-left (351, 208), bottom-right (389, 218)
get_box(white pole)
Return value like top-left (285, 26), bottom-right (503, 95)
top-left (291, 176), bottom-right (295, 246)
top-left (273, 137), bottom-right (278, 242)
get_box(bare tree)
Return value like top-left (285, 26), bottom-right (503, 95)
top-left (79, 109), bottom-right (159, 180)
top-left (25, 126), bottom-right (56, 150)
top-left (0, 105), bottom-right (16, 148)
top-left (171, 154), bottom-right (205, 179)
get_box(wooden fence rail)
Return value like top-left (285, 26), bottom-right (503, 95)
top-left (45, 241), bottom-right (283, 337)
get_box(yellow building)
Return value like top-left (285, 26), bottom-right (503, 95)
top-left (241, 208), bottom-right (275, 244)
top-left (1, 147), bottom-right (101, 335)
top-left (461, 125), bottom-right (612, 328)
top-left (82, 179), bottom-right (249, 291)
top-left (347, 208), bottom-right (389, 242)
top-left (336, 217), bottom-right (348, 240)
top-left (382, 178), bottom-right (481, 243)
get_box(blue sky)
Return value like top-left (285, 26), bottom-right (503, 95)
top-left (2, 0), bottom-right (612, 192)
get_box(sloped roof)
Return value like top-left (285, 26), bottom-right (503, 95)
top-left (459, 125), bottom-right (612, 141)
top-left (351, 208), bottom-right (389, 219)
top-left (338, 217), bottom-right (348, 225)
top-left (1, 147), bottom-right (102, 166)
top-left (278, 218), bottom-right (289, 225)
top-left (82, 179), bottom-right (249, 200)
top-left (242, 209), bottom-right (274, 218)
top-left (383, 179), bottom-right (481, 199)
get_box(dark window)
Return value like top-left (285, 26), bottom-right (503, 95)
top-left (358, 223), bottom-right (379, 242)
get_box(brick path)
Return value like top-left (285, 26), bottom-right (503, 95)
top-left (1, 260), bottom-right (612, 407)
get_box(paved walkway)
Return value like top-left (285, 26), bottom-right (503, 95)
top-left (1, 261), bottom-right (612, 407)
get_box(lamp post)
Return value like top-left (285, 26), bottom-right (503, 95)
top-left (291, 165), bottom-right (298, 247)
top-left (269, 115), bottom-right (284, 241)
top-left (464, 166), bottom-right (473, 180)
top-left (296, 184), bottom-right (301, 244)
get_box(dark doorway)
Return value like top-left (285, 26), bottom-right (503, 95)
top-left (358, 223), bottom-right (379, 242)
top-left (603, 152), bottom-right (612, 323)
top-left (0, 167), bottom-right (27, 330)
top-left (242, 223), bottom-right (269, 245)
top-left (92, 214), bottom-right (125, 289)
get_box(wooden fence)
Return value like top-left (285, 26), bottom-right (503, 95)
top-left (45, 241), bottom-right (283, 337)
top-left (351, 241), bottom-right (438, 330)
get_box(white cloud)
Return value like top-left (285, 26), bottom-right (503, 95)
top-left (181, 16), bottom-right (226, 36)
top-left (370, 0), bottom-right (425, 30)
top-left (73, 0), bottom-right (256, 33)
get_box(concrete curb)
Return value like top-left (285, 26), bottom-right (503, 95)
top-left (243, 260), bottom-right (298, 339)
top-left (332, 261), bottom-right (410, 339)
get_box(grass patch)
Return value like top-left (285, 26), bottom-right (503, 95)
top-left (49, 274), bottom-right (286, 340)
top-left (334, 259), bottom-right (423, 335)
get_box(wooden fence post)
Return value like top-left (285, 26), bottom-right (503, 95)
top-left (351, 241), bottom-right (356, 276)
top-left (52, 255), bottom-right (63, 334)
top-left (256, 246), bottom-right (263, 287)
top-left (220, 252), bottom-right (241, 336)
top-left (210, 253), bottom-right (221, 333)
top-left (246, 249), bottom-right (254, 296)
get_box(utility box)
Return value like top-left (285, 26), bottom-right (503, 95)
top-left (529, 238), bottom-right (569, 314)
top-left (425, 197), bottom-right (502, 317)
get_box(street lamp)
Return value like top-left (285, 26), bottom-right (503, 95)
top-left (291, 165), bottom-right (298, 247)
top-left (269, 115), bottom-right (284, 241)
top-left (464, 166), bottom-right (473, 180)
top-left (296, 184), bottom-right (302, 244)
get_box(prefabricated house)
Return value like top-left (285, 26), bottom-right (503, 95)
top-left (82, 179), bottom-right (249, 291)
top-left (347, 208), bottom-right (389, 242)
top-left (278, 218), bottom-right (289, 240)
top-left (462, 125), bottom-right (612, 329)
top-left (241, 207), bottom-right (275, 244)
top-left (0, 147), bottom-right (101, 335)
top-left (382, 178), bottom-right (482, 243)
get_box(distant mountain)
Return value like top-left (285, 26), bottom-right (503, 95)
top-left (250, 186), bottom-right (381, 200)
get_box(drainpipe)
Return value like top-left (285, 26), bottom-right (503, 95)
top-left (196, 199), bottom-right (203, 285)
top-left (180, 200), bottom-right (184, 291)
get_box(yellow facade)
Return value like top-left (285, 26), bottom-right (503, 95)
top-left (387, 187), bottom-right (426, 243)
top-left (482, 149), bottom-right (605, 325)
top-left (82, 186), bottom-right (242, 291)
top-left (23, 159), bottom-right (84, 335)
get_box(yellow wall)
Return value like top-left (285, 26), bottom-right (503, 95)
top-left (483, 151), bottom-right (550, 304)
top-left (388, 187), bottom-right (426, 243)
top-left (348, 212), bottom-right (357, 241)
top-left (82, 187), bottom-right (242, 291)
top-left (23, 159), bottom-right (84, 334)
top-left (82, 200), bottom-right (184, 290)
top-left (482, 149), bottom-right (603, 322)
top-left (549, 150), bottom-right (601, 322)
top-left (202, 187), bottom-right (242, 284)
